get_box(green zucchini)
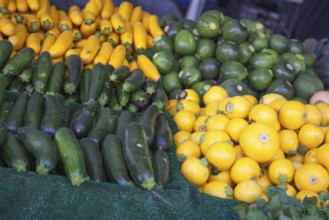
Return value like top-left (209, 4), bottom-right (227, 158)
top-left (174, 29), bottom-right (196, 56)
top-left (24, 90), bottom-right (44, 129)
top-left (2, 47), bottom-right (35, 76)
top-left (139, 104), bottom-right (160, 146)
top-left (151, 88), bottom-right (168, 110)
top-left (152, 113), bottom-right (172, 151)
top-left (161, 72), bottom-right (183, 94)
top-left (116, 81), bottom-right (130, 107)
top-left (163, 21), bottom-right (183, 39)
top-left (220, 78), bottom-right (258, 97)
top-left (142, 79), bottom-right (157, 96)
top-left (109, 65), bottom-right (131, 82)
top-left (152, 51), bottom-right (176, 74)
top-left (0, 121), bottom-right (7, 146)
top-left (66, 91), bottom-right (80, 103)
top-left (98, 76), bottom-right (112, 107)
top-left (54, 127), bottom-right (89, 186)
top-left (122, 68), bottom-right (145, 92)
top-left (195, 38), bottom-right (216, 61)
top-left (104, 64), bottom-right (115, 76)
top-left (40, 93), bottom-right (69, 136)
top-left (79, 68), bottom-right (92, 104)
top-left (115, 110), bottom-right (135, 141)
top-left (178, 66), bottom-right (202, 87)
top-left (69, 101), bottom-right (99, 138)
top-left (2, 133), bottom-right (31, 172)
top-left (151, 35), bottom-right (174, 54)
top-left (249, 31), bottom-right (269, 52)
top-left (18, 66), bottom-right (34, 83)
top-left (179, 55), bottom-right (200, 69)
top-left (0, 74), bottom-right (6, 108)
top-left (152, 150), bottom-right (170, 189)
top-left (47, 62), bottom-right (66, 94)
top-left (130, 89), bottom-right (150, 110)
top-left (125, 103), bottom-right (138, 112)
top-left (160, 14), bottom-right (179, 28)
top-left (222, 19), bottom-right (248, 44)
top-left (88, 107), bottom-right (115, 145)
top-left (0, 101), bottom-right (14, 123)
top-left (79, 137), bottom-right (108, 182)
top-left (215, 40), bottom-right (239, 63)
top-left (64, 54), bottom-right (82, 95)
top-left (182, 18), bottom-right (196, 32)
top-left (87, 63), bottom-right (106, 102)
top-left (123, 122), bottom-right (155, 190)
top-left (199, 57), bottom-right (220, 80)
top-left (196, 12), bottom-right (220, 39)
top-left (108, 88), bottom-right (122, 111)
top-left (6, 92), bottom-right (30, 133)
top-left (8, 78), bottom-right (25, 93)
top-left (0, 40), bottom-right (13, 71)
top-left (18, 126), bottom-right (57, 174)
top-left (101, 134), bottom-right (134, 186)
top-left (32, 51), bottom-right (52, 92)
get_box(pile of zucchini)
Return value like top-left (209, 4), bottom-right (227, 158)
top-left (0, 93), bottom-right (172, 189)
top-left (0, 39), bottom-right (168, 113)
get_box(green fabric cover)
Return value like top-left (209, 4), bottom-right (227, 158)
top-left (0, 92), bottom-right (240, 219)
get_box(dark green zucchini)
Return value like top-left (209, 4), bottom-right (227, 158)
top-left (123, 122), bottom-right (155, 190)
top-left (17, 126), bottom-right (57, 174)
top-left (122, 68), bottom-right (145, 92)
top-left (116, 81), bottom-right (130, 107)
top-left (24, 90), bottom-right (44, 129)
top-left (0, 74), bottom-right (6, 108)
top-left (6, 92), bottom-right (30, 133)
top-left (18, 66), bottom-right (34, 83)
top-left (151, 88), bottom-right (168, 110)
top-left (109, 65), bottom-right (131, 82)
top-left (87, 63), bottom-right (106, 103)
top-left (169, 88), bottom-right (188, 100)
top-left (115, 110), bottom-right (135, 141)
top-left (69, 101), bottom-right (99, 138)
top-left (0, 40), bottom-right (13, 71)
top-left (108, 88), bottom-right (122, 111)
top-left (79, 137), bottom-right (108, 182)
top-left (47, 62), bottom-right (66, 94)
top-left (139, 104), bottom-right (160, 146)
top-left (2, 47), bottom-right (35, 76)
top-left (64, 54), bottom-right (82, 95)
top-left (142, 79), bottom-right (157, 96)
top-left (98, 76), bottom-right (112, 107)
top-left (124, 103), bottom-right (138, 112)
top-left (32, 51), bottom-right (52, 92)
top-left (79, 68), bottom-right (92, 104)
top-left (152, 149), bottom-right (170, 189)
top-left (0, 121), bottom-right (7, 146)
top-left (130, 89), bottom-right (150, 110)
top-left (54, 127), bottom-right (89, 186)
top-left (8, 78), bottom-right (25, 93)
top-left (66, 91), bottom-right (80, 103)
top-left (0, 101), bottom-right (14, 123)
top-left (2, 133), bottom-right (31, 172)
top-left (152, 113), bottom-right (172, 151)
top-left (40, 93), bottom-right (69, 136)
top-left (88, 107), bottom-right (115, 145)
top-left (101, 134), bottom-right (134, 186)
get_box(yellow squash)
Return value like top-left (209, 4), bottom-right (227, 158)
top-left (120, 21), bottom-right (133, 54)
top-left (0, 17), bottom-right (15, 36)
top-left (101, 0), bottom-right (114, 19)
top-left (93, 41), bottom-right (113, 65)
top-left (80, 34), bottom-right (100, 64)
top-left (40, 34), bottom-right (56, 52)
top-left (48, 30), bottom-right (73, 58)
top-left (7, 0), bottom-right (16, 13)
top-left (8, 23), bottom-right (27, 50)
top-left (110, 13), bottom-right (125, 34)
top-left (23, 13), bottom-right (40, 32)
top-left (15, 0), bottom-right (29, 13)
top-left (26, 0), bottom-right (40, 11)
top-left (132, 21), bottom-right (147, 52)
top-left (117, 1), bottom-right (133, 21)
top-left (148, 15), bottom-right (164, 38)
top-left (137, 54), bottom-right (161, 82)
top-left (68, 5), bottom-right (83, 26)
top-left (107, 31), bottom-right (119, 46)
top-left (99, 19), bottom-right (112, 35)
top-left (108, 44), bottom-right (126, 69)
top-left (26, 32), bottom-right (43, 54)
top-left (141, 11), bottom-right (150, 32)
top-left (49, 5), bottom-right (59, 25)
top-left (72, 28), bottom-right (82, 41)
top-left (39, 10), bottom-right (54, 30)
top-left (64, 48), bottom-right (81, 59)
top-left (58, 10), bottom-right (73, 32)
top-left (82, 0), bottom-right (100, 23)
top-left (130, 6), bottom-right (143, 23)
top-left (80, 20), bottom-right (97, 37)
top-left (46, 25), bottom-right (60, 37)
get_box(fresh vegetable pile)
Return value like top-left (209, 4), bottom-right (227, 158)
top-left (153, 11), bottom-right (324, 104)
top-left (0, 0), bottom-right (163, 71)
top-left (0, 91), bottom-right (171, 190)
